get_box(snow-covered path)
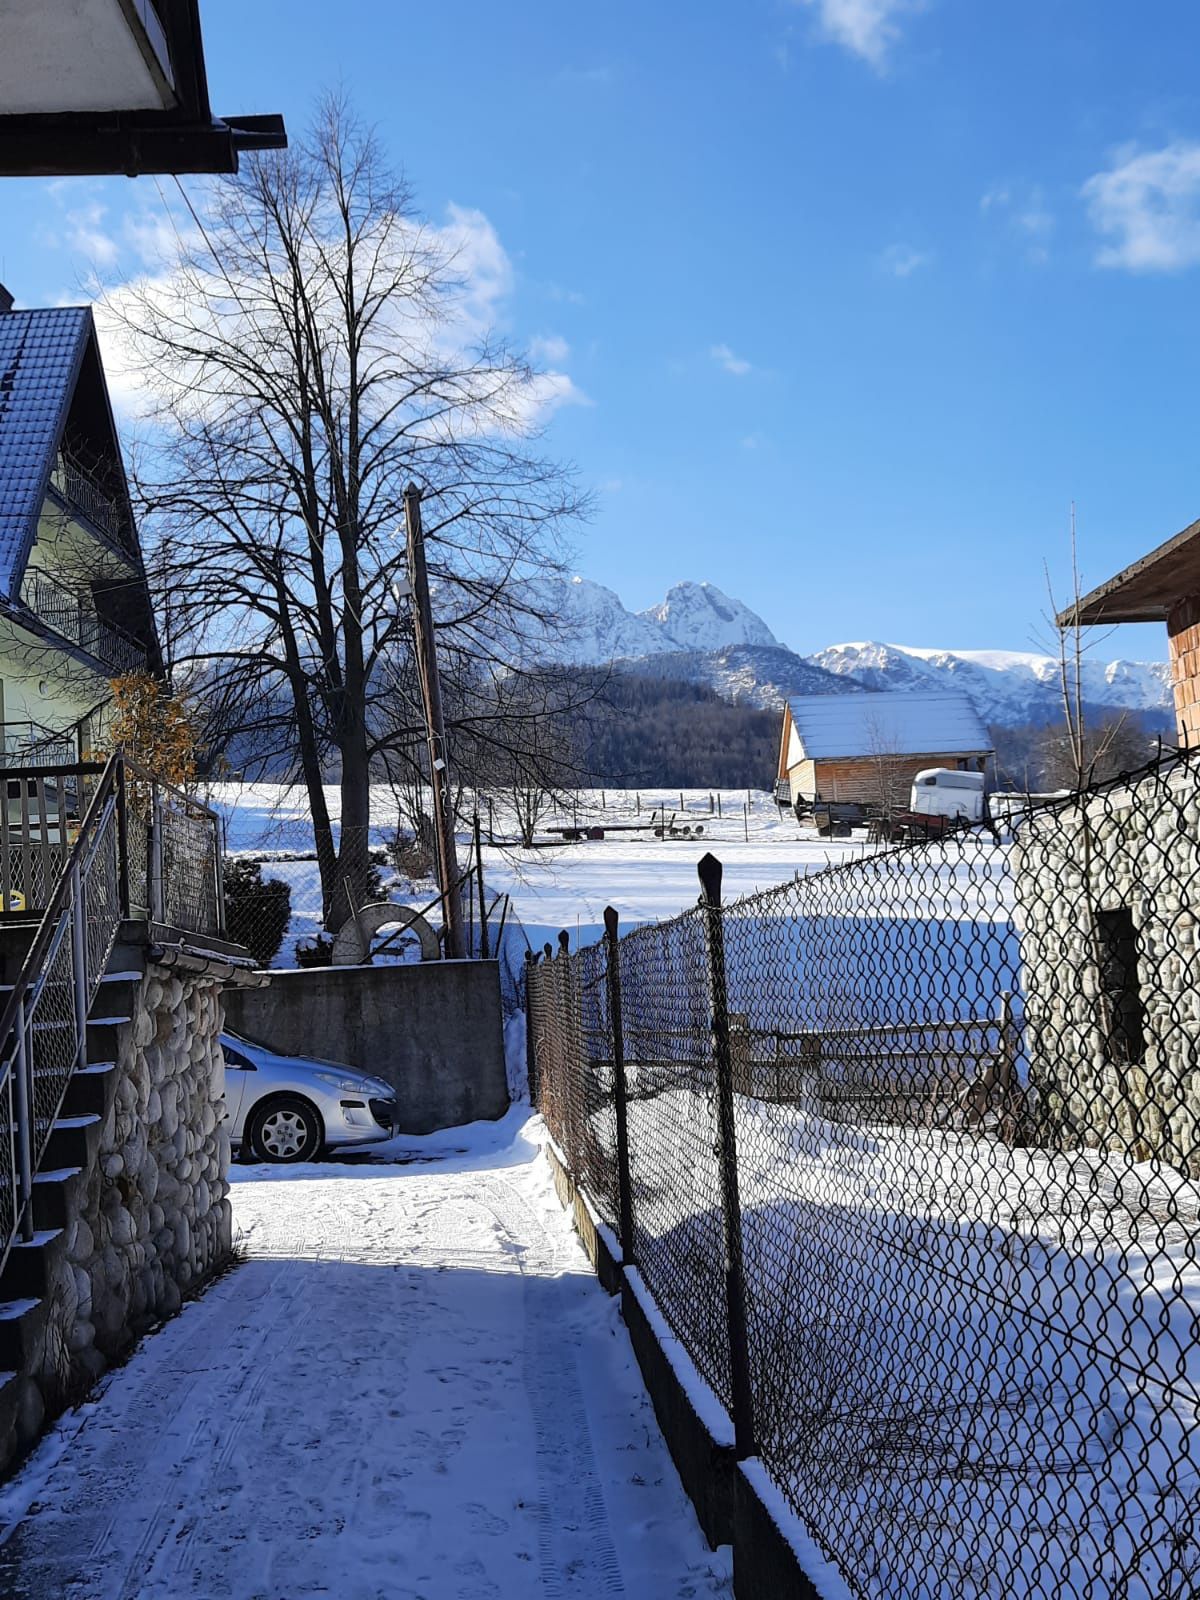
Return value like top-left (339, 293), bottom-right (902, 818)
top-left (0, 1115), bottom-right (731, 1599)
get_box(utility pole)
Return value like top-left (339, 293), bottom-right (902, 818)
top-left (403, 484), bottom-right (466, 960)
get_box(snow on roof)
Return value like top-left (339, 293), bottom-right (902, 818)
top-left (785, 690), bottom-right (992, 760)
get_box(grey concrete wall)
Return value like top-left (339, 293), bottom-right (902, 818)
top-left (223, 961), bottom-right (509, 1135)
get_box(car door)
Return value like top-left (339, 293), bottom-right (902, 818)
top-left (220, 1037), bottom-right (257, 1138)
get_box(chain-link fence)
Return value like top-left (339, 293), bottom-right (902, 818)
top-left (527, 746), bottom-right (1200, 1600)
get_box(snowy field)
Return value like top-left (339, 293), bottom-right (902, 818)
top-left (0, 1114), bottom-right (731, 1599)
top-left (608, 1084), bottom-right (1200, 1600)
top-left (212, 781), bottom-right (884, 967)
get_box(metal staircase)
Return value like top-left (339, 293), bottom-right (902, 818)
top-left (0, 756), bottom-right (224, 1280)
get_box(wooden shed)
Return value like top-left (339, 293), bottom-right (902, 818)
top-left (777, 691), bottom-right (993, 809)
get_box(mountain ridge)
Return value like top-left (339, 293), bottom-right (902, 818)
top-left (542, 574), bottom-right (1173, 729)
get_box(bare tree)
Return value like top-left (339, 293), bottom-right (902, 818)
top-left (864, 714), bottom-right (908, 823)
top-left (1040, 504), bottom-right (1136, 789)
top-left (101, 95), bottom-right (587, 926)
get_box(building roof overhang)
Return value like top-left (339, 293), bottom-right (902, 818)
top-left (0, 0), bottom-right (285, 176)
top-left (1061, 516), bottom-right (1200, 627)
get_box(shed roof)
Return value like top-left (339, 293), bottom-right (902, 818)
top-left (785, 690), bottom-right (992, 760)
top-left (1062, 516), bottom-right (1200, 626)
top-left (0, 305), bottom-right (92, 596)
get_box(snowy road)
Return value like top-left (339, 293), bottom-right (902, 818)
top-left (0, 1115), bottom-right (730, 1599)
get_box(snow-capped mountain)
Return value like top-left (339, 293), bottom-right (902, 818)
top-left (536, 577), bottom-right (1173, 728)
top-left (810, 642), bottom-right (1173, 728)
top-left (622, 645), bottom-right (858, 706)
top-left (541, 576), bottom-right (782, 662)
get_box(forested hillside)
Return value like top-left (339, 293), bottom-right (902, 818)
top-left (576, 670), bottom-right (779, 789)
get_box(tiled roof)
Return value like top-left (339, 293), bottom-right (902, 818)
top-left (786, 689), bottom-right (992, 759)
top-left (0, 307), bottom-right (91, 598)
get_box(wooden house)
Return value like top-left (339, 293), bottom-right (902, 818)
top-left (777, 690), bottom-right (993, 809)
top-left (1064, 516), bottom-right (1200, 747)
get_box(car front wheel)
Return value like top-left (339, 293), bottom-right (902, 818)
top-left (247, 1095), bottom-right (323, 1163)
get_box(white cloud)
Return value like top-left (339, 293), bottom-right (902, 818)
top-left (981, 182), bottom-right (1055, 262)
top-left (796, 0), bottom-right (928, 71)
top-left (880, 243), bottom-right (933, 277)
top-left (64, 202), bottom-right (120, 268)
top-left (530, 333), bottom-right (570, 365)
top-left (1083, 141), bottom-right (1200, 272)
top-left (91, 195), bottom-right (586, 433)
top-left (710, 343), bottom-right (753, 376)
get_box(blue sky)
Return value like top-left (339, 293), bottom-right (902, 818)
top-left (5, 1), bottom-right (1200, 659)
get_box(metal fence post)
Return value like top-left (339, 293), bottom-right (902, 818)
top-left (697, 851), bottom-right (757, 1460)
top-left (115, 757), bottom-right (130, 918)
top-left (524, 949), bottom-right (539, 1105)
top-left (70, 858), bottom-right (88, 1072)
top-left (14, 996), bottom-right (33, 1243)
top-left (604, 905), bottom-right (636, 1264)
top-left (149, 784), bottom-right (164, 924)
top-left (214, 813), bottom-right (227, 939)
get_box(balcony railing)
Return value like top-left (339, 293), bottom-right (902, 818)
top-left (21, 573), bottom-right (146, 675)
top-left (49, 449), bottom-right (134, 551)
top-left (0, 720), bottom-right (77, 769)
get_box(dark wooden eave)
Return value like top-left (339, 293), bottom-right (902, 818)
top-left (0, 0), bottom-right (285, 178)
top-left (1060, 516), bottom-right (1200, 626)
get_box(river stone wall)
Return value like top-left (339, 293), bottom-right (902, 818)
top-left (1012, 762), bottom-right (1200, 1177)
top-left (39, 967), bottom-right (233, 1401)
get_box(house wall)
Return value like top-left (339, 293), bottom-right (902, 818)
top-left (1012, 763), bottom-right (1200, 1177)
top-left (1168, 594), bottom-right (1200, 748)
top-left (788, 751), bottom-right (988, 806)
top-left (0, 614), bottom-right (107, 745)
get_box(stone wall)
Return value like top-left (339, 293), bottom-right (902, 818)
top-left (34, 967), bottom-right (233, 1412)
top-left (1012, 761), bottom-right (1200, 1176)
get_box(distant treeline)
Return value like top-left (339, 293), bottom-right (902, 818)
top-left (988, 711), bottom-right (1172, 792)
top-left (575, 669), bottom-right (779, 788)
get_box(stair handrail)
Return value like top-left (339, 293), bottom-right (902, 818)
top-left (0, 755), bottom-right (125, 1272)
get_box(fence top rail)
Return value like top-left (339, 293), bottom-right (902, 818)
top-left (0, 762), bottom-right (105, 783)
top-left (122, 758), bottom-right (221, 825)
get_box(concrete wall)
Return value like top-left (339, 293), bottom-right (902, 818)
top-left (224, 960), bottom-right (509, 1135)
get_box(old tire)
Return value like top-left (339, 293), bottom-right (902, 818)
top-left (247, 1094), bottom-right (324, 1164)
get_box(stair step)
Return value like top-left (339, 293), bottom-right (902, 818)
top-left (32, 1165), bottom-right (82, 1229)
top-left (2, 1232), bottom-right (62, 1299)
top-left (0, 1297), bottom-right (42, 1368)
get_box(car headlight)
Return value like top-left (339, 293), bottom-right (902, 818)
top-left (313, 1071), bottom-right (371, 1093)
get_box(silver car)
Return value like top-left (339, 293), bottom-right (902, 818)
top-left (221, 1032), bottom-right (399, 1163)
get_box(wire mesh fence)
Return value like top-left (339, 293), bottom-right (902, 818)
top-left (527, 746), bottom-right (1200, 1600)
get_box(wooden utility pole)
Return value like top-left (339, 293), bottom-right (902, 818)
top-left (403, 484), bottom-right (465, 960)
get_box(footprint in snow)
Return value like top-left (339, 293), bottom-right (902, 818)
top-left (463, 1501), bottom-right (510, 1537)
